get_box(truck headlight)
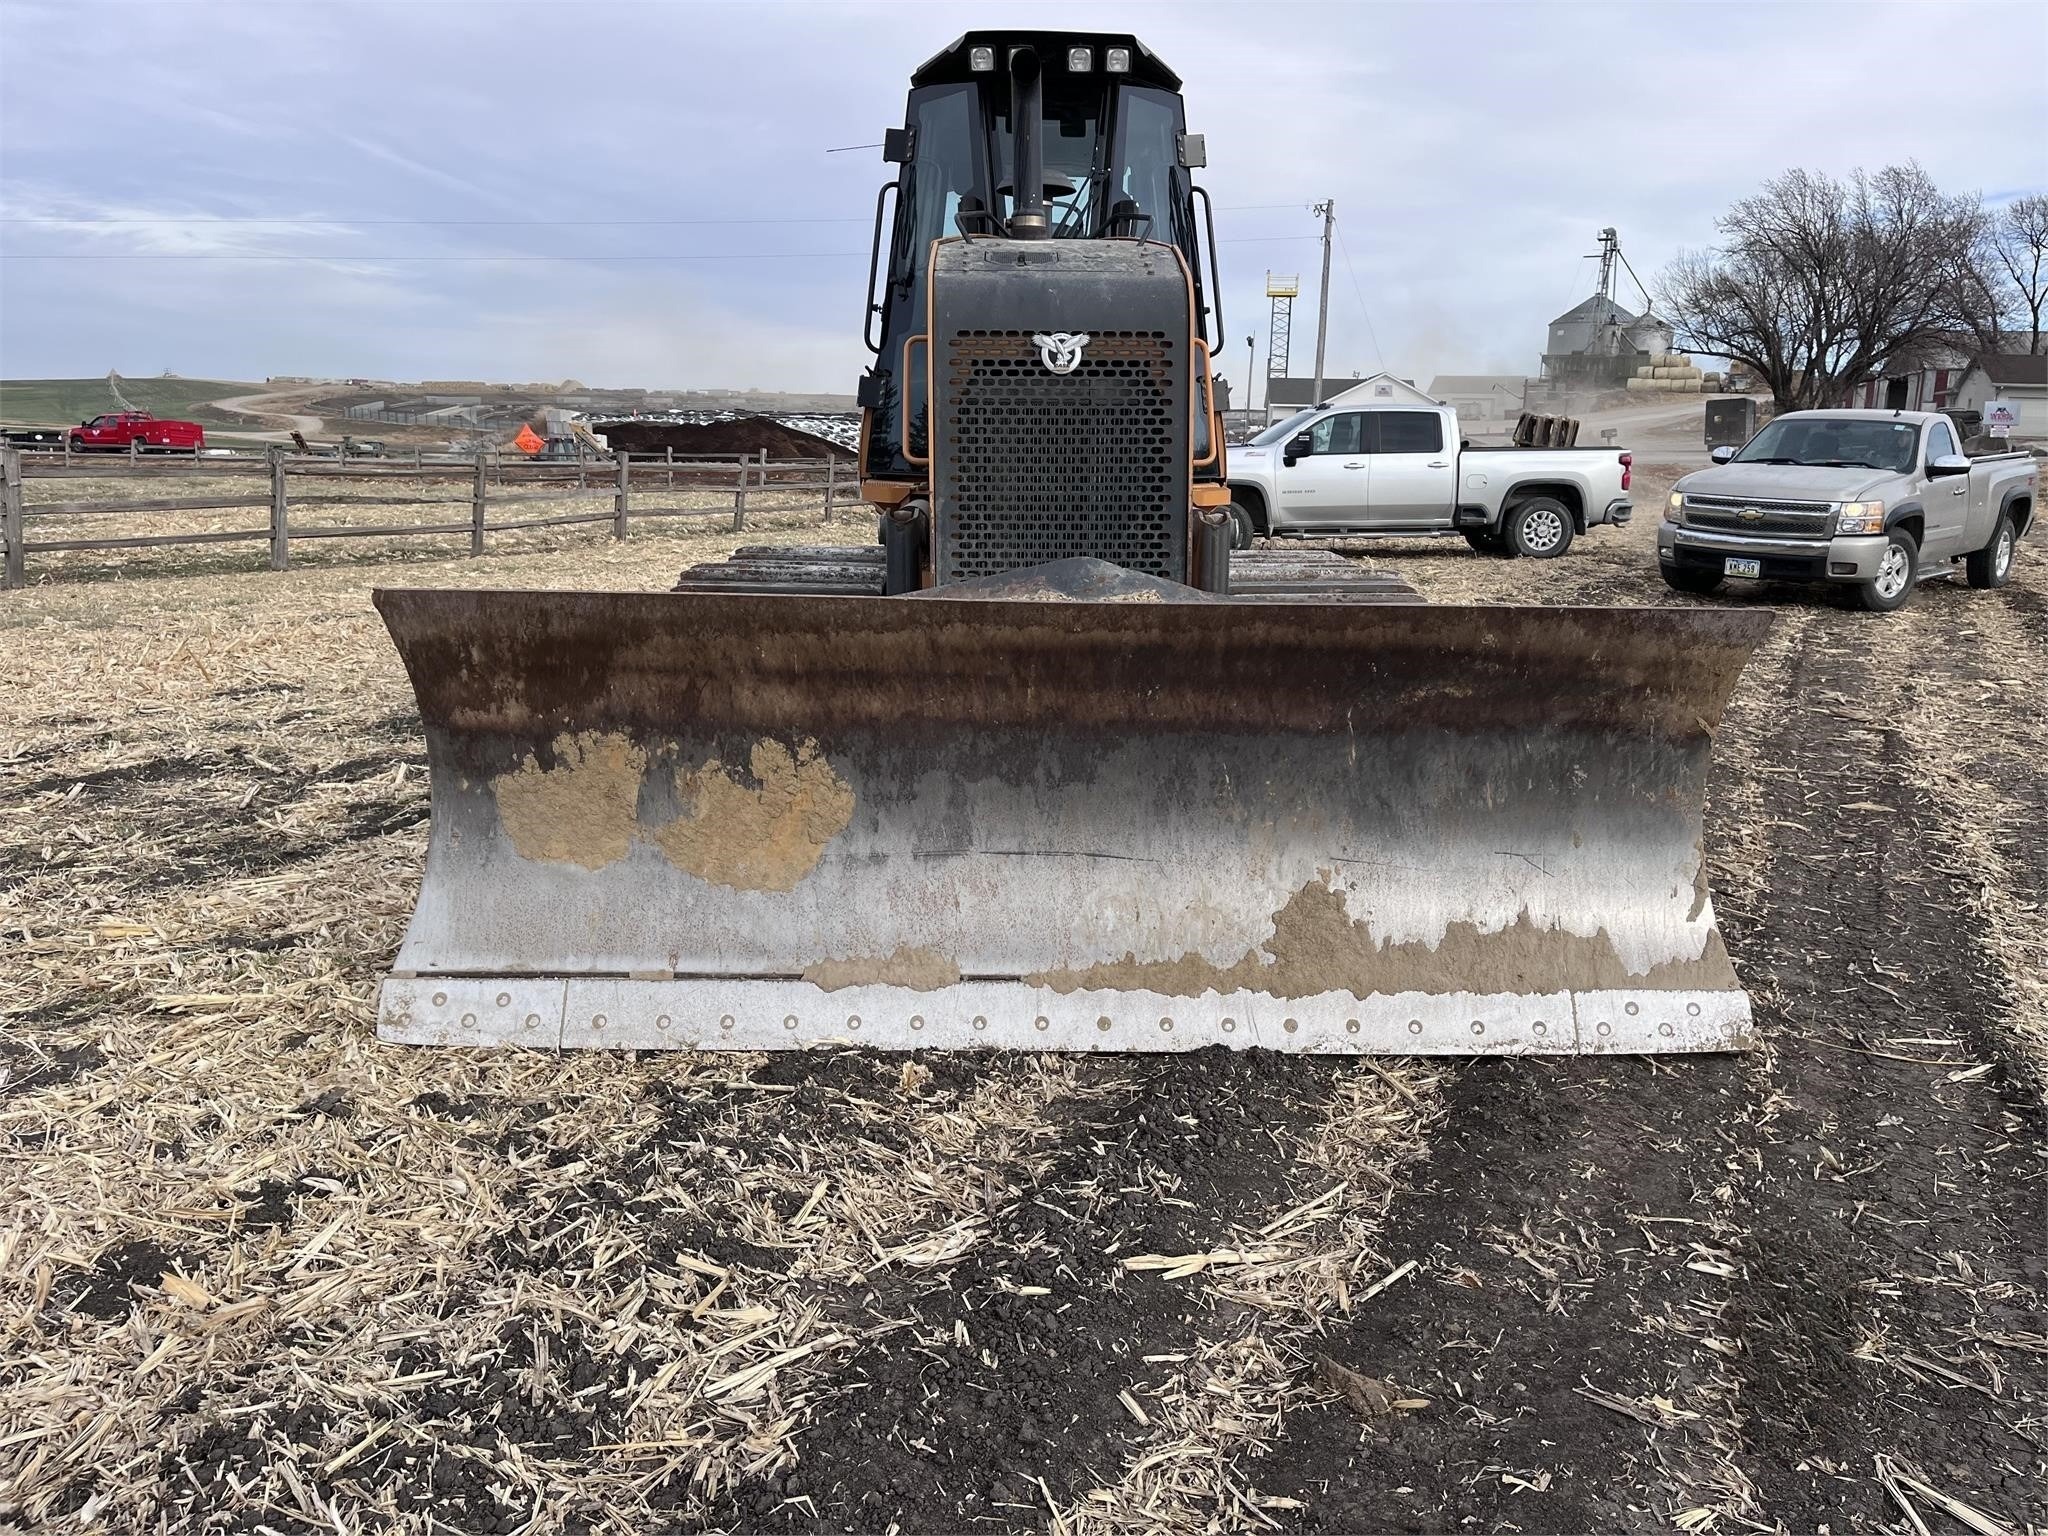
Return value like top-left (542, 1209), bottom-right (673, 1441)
top-left (1835, 501), bottom-right (1885, 535)
top-left (1667, 491), bottom-right (1685, 524)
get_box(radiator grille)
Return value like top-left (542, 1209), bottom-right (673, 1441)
top-left (938, 330), bottom-right (1183, 584)
top-left (1681, 493), bottom-right (1833, 535)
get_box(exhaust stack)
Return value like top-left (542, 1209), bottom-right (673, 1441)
top-left (1007, 47), bottom-right (1049, 239)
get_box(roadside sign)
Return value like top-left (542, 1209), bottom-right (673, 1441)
top-left (1983, 399), bottom-right (2018, 438)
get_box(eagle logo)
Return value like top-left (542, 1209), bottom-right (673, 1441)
top-left (1032, 332), bottom-right (1090, 375)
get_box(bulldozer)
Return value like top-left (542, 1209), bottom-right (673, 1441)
top-left (372, 31), bottom-right (1771, 1055)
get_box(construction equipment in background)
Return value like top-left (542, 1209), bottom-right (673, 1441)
top-left (373, 31), bottom-right (1772, 1056)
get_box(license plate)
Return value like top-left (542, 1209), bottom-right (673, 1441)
top-left (1723, 557), bottom-right (1762, 579)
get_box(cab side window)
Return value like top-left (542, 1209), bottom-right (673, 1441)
top-left (1375, 411), bottom-right (1445, 454)
top-left (1309, 413), bottom-right (1363, 455)
top-left (1924, 420), bottom-right (1958, 465)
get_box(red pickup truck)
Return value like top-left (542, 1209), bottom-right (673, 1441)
top-left (69, 411), bottom-right (206, 452)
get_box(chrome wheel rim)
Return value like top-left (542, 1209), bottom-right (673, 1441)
top-left (1994, 527), bottom-right (2013, 579)
top-left (1523, 508), bottom-right (1564, 552)
top-left (1875, 544), bottom-right (1910, 599)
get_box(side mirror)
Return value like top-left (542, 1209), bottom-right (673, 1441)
top-left (1927, 453), bottom-right (1971, 478)
top-left (1284, 432), bottom-right (1313, 464)
top-left (1710, 445), bottom-right (1736, 464)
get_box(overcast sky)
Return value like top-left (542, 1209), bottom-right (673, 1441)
top-left (3, 0), bottom-right (2044, 394)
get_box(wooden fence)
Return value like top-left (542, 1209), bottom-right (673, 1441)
top-left (0, 447), bottom-right (859, 590)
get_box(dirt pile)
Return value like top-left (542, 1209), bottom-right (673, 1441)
top-left (591, 415), bottom-right (855, 461)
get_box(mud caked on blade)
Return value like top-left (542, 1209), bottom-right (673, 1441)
top-left (371, 584), bottom-right (1771, 1054)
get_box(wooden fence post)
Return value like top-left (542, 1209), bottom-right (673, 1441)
top-left (665, 446), bottom-right (674, 490)
top-left (2, 448), bottom-right (24, 590)
top-left (129, 436), bottom-right (140, 467)
top-left (613, 453), bottom-right (630, 540)
top-left (471, 452), bottom-right (488, 556)
top-left (577, 443), bottom-right (588, 490)
top-left (268, 446), bottom-right (290, 571)
top-left (62, 432), bottom-right (71, 469)
top-left (823, 455), bottom-right (837, 524)
top-left (732, 456), bottom-right (749, 533)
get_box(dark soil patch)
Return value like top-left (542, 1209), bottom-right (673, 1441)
top-left (0, 1033), bottom-right (106, 1099)
top-left (1248, 600), bottom-right (2047, 1534)
top-left (698, 1049), bottom-right (1353, 1532)
top-left (59, 1239), bottom-right (195, 1321)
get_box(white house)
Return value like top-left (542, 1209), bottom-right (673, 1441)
top-left (1262, 372), bottom-right (1433, 420)
top-left (1950, 353), bottom-right (2048, 440)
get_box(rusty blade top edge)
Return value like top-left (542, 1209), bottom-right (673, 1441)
top-left (371, 587), bottom-right (1774, 740)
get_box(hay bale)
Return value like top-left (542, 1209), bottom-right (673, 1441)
top-left (1626, 377), bottom-right (1652, 391)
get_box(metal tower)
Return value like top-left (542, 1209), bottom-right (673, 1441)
top-left (1264, 272), bottom-right (1299, 412)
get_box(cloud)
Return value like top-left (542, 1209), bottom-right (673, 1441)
top-left (3, 0), bottom-right (2043, 386)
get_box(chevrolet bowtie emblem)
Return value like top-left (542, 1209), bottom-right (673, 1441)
top-left (1032, 332), bottom-right (1090, 375)
top-left (1738, 507), bottom-right (1764, 522)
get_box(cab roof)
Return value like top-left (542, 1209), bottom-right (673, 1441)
top-left (1778, 408), bottom-right (1947, 426)
top-left (911, 32), bottom-right (1181, 91)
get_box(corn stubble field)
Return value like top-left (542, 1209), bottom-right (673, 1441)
top-left (2, 467), bottom-right (2044, 1535)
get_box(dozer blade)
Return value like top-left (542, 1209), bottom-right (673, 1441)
top-left (371, 579), bottom-right (1771, 1055)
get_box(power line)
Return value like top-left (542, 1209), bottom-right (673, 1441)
top-left (1331, 217), bottom-right (1385, 371)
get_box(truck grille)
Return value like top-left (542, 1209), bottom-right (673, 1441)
top-left (937, 330), bottom-right (1182, 584)
top-left (1682, 493), bottom-right (1833, 536)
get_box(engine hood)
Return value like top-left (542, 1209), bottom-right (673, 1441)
top-left (1674, 463), bottom-right (1895, 503)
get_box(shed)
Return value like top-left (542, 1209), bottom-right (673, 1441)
top-left (1949, 354), bottom-right (2048, 439)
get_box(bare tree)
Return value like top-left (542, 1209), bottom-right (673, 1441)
top-left (1953, 194), bottom-right (2048, 354)
top-left (1660, 164), bottom-right (1978, 411)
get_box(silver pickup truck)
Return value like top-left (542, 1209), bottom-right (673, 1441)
top-left (1659, 409), bottom-right (2037, 612)
top-left (1225, 402), bottom-right (1632, 557)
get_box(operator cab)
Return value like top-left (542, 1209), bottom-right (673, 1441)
top-left (859, 31), bottom-right (1220, 479)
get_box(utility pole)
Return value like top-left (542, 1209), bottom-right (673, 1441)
top-left (1245, 335), bottom-right (1256, 418)
top-left (1311, 199), bottom-right (1335, 406)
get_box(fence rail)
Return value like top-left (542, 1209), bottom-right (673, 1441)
top-left (0, 447), bottom-right (859, 590)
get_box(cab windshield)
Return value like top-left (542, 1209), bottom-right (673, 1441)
top-left (1734, 416), bottom-right (1920, 474)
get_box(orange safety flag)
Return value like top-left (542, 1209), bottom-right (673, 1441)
top-left (512, 424), bottom-right (544, 455)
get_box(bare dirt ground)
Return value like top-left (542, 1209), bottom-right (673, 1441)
top-left (2, 468), bottom-right (2043, 1535)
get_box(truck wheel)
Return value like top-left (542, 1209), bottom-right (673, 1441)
top-left (1660, 564), bottom-right (1724, 595)
top-left (1227, 502), bottom-right (1256, 551)
top-left (1505, 497), bottom-right (1575, 558)
top-left (1855, 528), bottom-right (1919, 612)
top-left (1964, 515), bottom-right (2016, 589)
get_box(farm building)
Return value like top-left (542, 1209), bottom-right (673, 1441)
top-left (588, 413), bottom-right (856, 460)
top-left (1950, 352), bottom-right (2048, 438)
top-left (1427, 375), bottom-right (1527, 420)
top-left (1846, 336), bottom-right (2046, 417)
top-left (1264, 372), bottom-right (1433, 414)
top-left (1540, 295), bottom-right (1674, 390)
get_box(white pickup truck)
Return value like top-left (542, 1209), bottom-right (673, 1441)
top-left (1224, 401), bottom-right (1634, 556)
